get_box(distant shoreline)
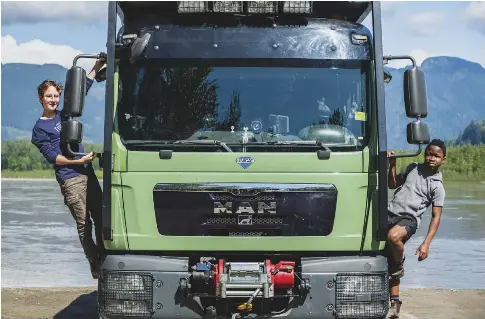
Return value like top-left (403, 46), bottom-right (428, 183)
top-left (1, 175), bottom-right (484, 183)
top-left (1, 170), bottom-right (103, 180)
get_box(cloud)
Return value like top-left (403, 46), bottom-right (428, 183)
top-left (1, 1), bottom-right (108, 25)
top-left (464, 1), bottom-right (485, 35)
top-left (381, 1), bottom-right (404, 16)
top-left (1, 35), bottom-right (95, 71)
top-left (408, 11), bottom-right (445, 37)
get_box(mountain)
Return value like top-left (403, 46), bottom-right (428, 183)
top-left (452, 120), bottom-right (485, 145)
top-left (1, 63), bottom-right (105, 143)
top-left (2, 56), bottom-right (484, 149)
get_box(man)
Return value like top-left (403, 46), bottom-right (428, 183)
top-left (385, 139), bottom-right (447, 319)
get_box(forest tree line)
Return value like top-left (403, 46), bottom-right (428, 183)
top-left (2, 139), bottom-right (103, 172)
top-left (2, 138), bottom-right (485, 180)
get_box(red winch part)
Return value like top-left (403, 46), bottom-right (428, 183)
top-left (266, 260), bottom-right (296, 289)
top-left (213, 259), bottom-right (224, 290)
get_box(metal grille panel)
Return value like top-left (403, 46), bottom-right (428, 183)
top-left (177, 1), bottom-right (208, 13)
top-left (248, 1), bottom-right (277, 13)
top-left (229, 231), bottom-right (263, 236)
top-left (210, 193), bottom-right (275, 201)
top-left (205, 216), bottom-right (284, 225)
top-left (335, 273), bottom-right (388, 319)
top-left (283, 1), bottom-right (312, 14)
top-left (99, 272), bottom-right (154, 318)
top-left (213, 1), bottom-right (243, 12)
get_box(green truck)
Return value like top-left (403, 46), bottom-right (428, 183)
top-left (61, 1), bottom-right (430, 318)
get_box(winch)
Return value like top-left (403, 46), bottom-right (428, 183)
top-left (179, 257), bottom-right (311, 303)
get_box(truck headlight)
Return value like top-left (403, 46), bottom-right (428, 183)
top-left (335, 273), bottom-right (388, 318)
top-left (283, 1), bottom-right (312, 14)
top-left (213, 1), bottom-right (243, 13)
top-left (177, 1), bottom-right (208, 13)
top-left (99, 272), bottom-right (154, 318)
top-left (247, 1), bottom-right (277, 14)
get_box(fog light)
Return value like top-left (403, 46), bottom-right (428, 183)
top-left (335, 273), bottom-right (388, 318)
top-left (104, 300), bottom-right (151, 314)
top-left (108, 273), bottom-right (146, 291)
top-left (99, 272), bottom-right (154, 318)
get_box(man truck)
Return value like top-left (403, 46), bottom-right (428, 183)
top-left (62, 1), bottom-right (430, 318)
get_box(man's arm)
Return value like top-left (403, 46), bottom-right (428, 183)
top-left (415, 206), bottom-right (442, 261)
top-left (31, 126), bottom-right (95, 166)
top-left (416, 183), bottom-right (445, 261)
top-left (87, 55), bottom-right (106, 80)
top-left (387, 151), bottom-right (403, 189)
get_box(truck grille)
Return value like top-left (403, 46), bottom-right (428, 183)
top-left (210, 193), bottom-right (276, 201)
top-left (153, 183), bottom-right (338, 237)
top-left (229, 231), bottom-right (263, 237)
top-left (205, 216), bottom-right (284, 225)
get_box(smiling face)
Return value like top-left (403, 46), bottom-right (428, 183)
top-left (37, 80), bottom-right (62, 115)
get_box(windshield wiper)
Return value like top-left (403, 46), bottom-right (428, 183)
top-left (173, 139), bottom-right (233, 152)
top-left (124, 139), bottom-right (233, 152)
top-left (248, 140), bottom-right (332, 159)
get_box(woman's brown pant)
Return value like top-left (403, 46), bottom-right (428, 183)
top-left (59, 173), bottom-right (103, 262)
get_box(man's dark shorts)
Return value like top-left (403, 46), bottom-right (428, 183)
top-left (388, 212), bottom-right (418, 244)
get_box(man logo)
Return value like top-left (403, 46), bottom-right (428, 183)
top-left (238, 215), bottom-right (253, 225)
top-left (213, 201), bottom-right (276, 214)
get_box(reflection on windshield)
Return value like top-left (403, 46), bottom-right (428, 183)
top-left (117, 62), bottom-right (368, 150)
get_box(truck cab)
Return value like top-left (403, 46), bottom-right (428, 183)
top-left (61, 1), bottom-right (430, 318)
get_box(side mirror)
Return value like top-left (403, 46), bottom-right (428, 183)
top-left (63, 66), bottom-right (87, 117)
top-left (63, 52), bottom-right (104, 157)
top-left (406, 120), bottom-right (430, 145)
top-left (61, 119), bottom-right (90, 157)
top-left (384, 55), bottom-right (431, 160)
top-left (404, 67), bottom-right (427, 118)
top-left (61, 119), bottom-right (83, 144)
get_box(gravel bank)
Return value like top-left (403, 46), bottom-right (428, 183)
top-left (1, 287), bottom-right (484, 319)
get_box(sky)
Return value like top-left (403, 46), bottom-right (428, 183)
top-left (1, 1), bottom-right (485, 70)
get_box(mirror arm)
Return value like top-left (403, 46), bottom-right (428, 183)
top-left (383, 55), bottom-right (417, 68)
top-left (66, 143), bottom-right (102, 158)
top-left (389, 144), bottom-right (423, 159)
top-left (66, 143), bottom-right (89, 157)
top-left (73, 53), bottom-right (102, 67)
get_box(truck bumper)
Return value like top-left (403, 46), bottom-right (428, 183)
top-left (98, 255), bottom-right (388, 319)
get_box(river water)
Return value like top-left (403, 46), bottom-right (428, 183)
top-left (1, 179), bottom-right (484, 289)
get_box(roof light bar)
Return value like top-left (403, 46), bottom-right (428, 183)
top-left (213, 1), bottom-right (243, 13)
top-left (177, 1), bottom-right (208, 13)
top-left (247, 1), bottom-right (277, 14)
top-left (283, 1), bottom-right (312, 14)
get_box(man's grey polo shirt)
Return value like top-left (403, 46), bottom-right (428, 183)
top-left (388, 162), bottom-right (446, 228)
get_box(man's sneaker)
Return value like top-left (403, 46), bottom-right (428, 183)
top-left (386, 300), bottom-right (402, 319)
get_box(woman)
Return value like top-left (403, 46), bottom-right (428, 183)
top-left (31, 55), bottom-right (106, 279)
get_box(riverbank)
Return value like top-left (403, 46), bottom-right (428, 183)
top-left (1, 287), bottom-right (484, 319)
top-left (1, 169), bottom-right (103, 179)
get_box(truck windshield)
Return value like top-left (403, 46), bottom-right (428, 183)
top-left (117, 59), bottom-right (369, 151)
